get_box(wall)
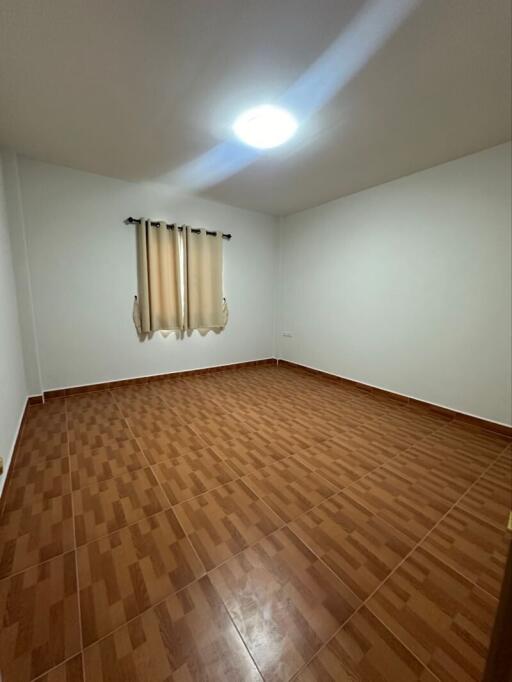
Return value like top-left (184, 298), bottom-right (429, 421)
top-left (0, 152), bottom-right (28, 496)
top-left (1, 151), bottom-right (42, 396)
top-left (277, 143), bottom-right (512, 425)
top-left (17, 157), bottom-right (277, 391)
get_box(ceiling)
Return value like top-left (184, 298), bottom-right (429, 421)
top-left (0, 0), bottom-right (510, 216)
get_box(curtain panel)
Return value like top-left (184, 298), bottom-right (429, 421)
top-left (185, 228), bottom-right (227, 331)
top-left (133, 221), bottom-right (227, 335)
top-left (133, 220), bottom-right (184, 334)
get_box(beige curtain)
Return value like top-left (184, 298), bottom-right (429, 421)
top-left (185, 228), bottom-right (227, 331)
top-left (133, 220), bottom-right (184, 334)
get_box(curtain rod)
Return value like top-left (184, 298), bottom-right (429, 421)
top-left (124, 216), bottom-right (232, 240)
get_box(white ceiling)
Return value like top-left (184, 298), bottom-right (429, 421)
top-left (0, 0), bottom-right (510, 216)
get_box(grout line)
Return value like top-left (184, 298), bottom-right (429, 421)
top-left (64, 396), bottom-right (86, 682)
top-left (290, 441), bottom-right (504, 680)
top-left (122, 400), bottom-right (209, 577)
top-left (416, 542), bottom-right (501, 603)
top-left (217, 593), bottom-right (266, 681)
top-left (29, 651), bottom-right (83, 682)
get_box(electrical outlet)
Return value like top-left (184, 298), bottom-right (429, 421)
top-left (282, 331), bottom-right (293, 338)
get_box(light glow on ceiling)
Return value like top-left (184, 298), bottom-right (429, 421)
top-left (233, 105), bottom-right (298, 149)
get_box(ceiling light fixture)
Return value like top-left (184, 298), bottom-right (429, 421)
top-left (233, 105), bottom-right (298, 149)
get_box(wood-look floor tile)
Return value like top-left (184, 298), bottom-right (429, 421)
top-left (33, 654), bottom-right (84, 682)
top-left (65, 391), bottom-right (115, 410)
top-left (244, 456), bottom-right (337, 522)
top-left (66, 409), bottom-right (124, 430)
top-left (0, 552), bottom-right (80, 682)
top-left (210, 526), bottom-right (361, 681)
top-left (119, 400), bottom-right (179, 419)
top-left (294, 439), bottom-right (387, 490)
top-left (343, 465), bottom-right (455, 542)
top-left (83, 576), bottom-right (262, 681)
top-left (333, 418), bottom-right (431, 455)
top-left (0, 494), bottom-right (74, 578)
top-left (111, 386), bottom-right (165, 410)
top-left (367, 546), bottom-right (497, 682)
top-left (73, 468), bottom-right (168, 545)
top-left (276, 418), bottom-right (333, 448)
top-left (153, 448), bottom-right (236, 505)
top-left (0, 366), bottom-right (507, 682)
top-left (296, 606), bottom-right (437, 681)
top-left (385, 446), bottom-right (486, 497)
top-left (290, 492), bottom-right (415, 599)
top-left (124, 407), bottom-right (187, 436)
top-left (68, 419), bottom-right (132, 455)
top-left (3, 457), bottom-right (70, 512)
top-left (21, 414), bottom-right (67, 438)
top-left (210, 431), bottom-right (290, 475)
top-left (427, 422), bottom-right (511, 461)
top-left (77, 509), bottom-right (204, 645)
top-left (136, 426), bottom-right (207, 464)
top-left (330, 422), bottom-right (409, 458)
top-left (14, 436), bottom-right (68, 469)
top-left (255, 424), bottom-right (318, 456)
top-left (421, 505), bottom-right (511, 598)
top-left (188, 415), bottom-right (254, 445)
top-left (175, 479), bottom-right (282, 570)
top-left (27, 399), bottom-right (66, 416)
top-left (401, 428), bottom-right (501, 474)
top-left (69, 439), bottom-right (147, 490)
top-left (459, 454), bottom-right (512, 529)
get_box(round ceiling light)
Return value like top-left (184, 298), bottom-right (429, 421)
top-left (233, 105), bottom-right (298, 149)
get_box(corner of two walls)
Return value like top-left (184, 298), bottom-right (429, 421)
top-left (0, 149), bottom-right (39, 496)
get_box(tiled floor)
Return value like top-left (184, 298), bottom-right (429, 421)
top-left (0, 365), bottom-right (510, 682)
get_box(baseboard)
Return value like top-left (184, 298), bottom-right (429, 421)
top-left (23, 355), bottom-right (511, 437)
top-left (0, 396), bottom-right (33, 509)
top-left (43, 358), bottom-right (278, 399)
top-left (278, 359), bottom-right (512, 437)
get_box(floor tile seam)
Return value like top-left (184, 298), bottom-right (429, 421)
top-left (285, 492), bottom-right (423, 561)
top-left (283, 417), bottom-right (456, 532)
top-left (333, 420), bottom-right (505, 497)
top-left (28, 651), bottom-right (84, 682)
top-left (237, 471), bottom-right (309, 527)
top-left (414, 541), bottom-right (502, 602)
top-left (216, 591), bottom-right (266, 681)
top-left (446, 497), bottom-right (512, 533)
top-left (124, 414), bottom-right (209, 577)
top-left (65, 394), bottom-right (87, 682)
top-left (68, 462), bottom-right (167, 501)
top-left (153, 464), bottom-right (245, 505)
top-left (453, 503), bottom-right (512, 533)
top-left (290, 604), bottom-right (443, 682)
top-left (291, 447), bottom-right (503, 679)
top-left (0, 548), bottom-right (76, 584)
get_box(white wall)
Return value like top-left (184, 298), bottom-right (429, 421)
top-left (17, 157), bottom-right (277, 391)
top-left (277, 143), bottom-right (512, 425)
top-left (1, 151), bottom-right (42, 396)
top-left (0, 152), bottom-right (28, 496)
